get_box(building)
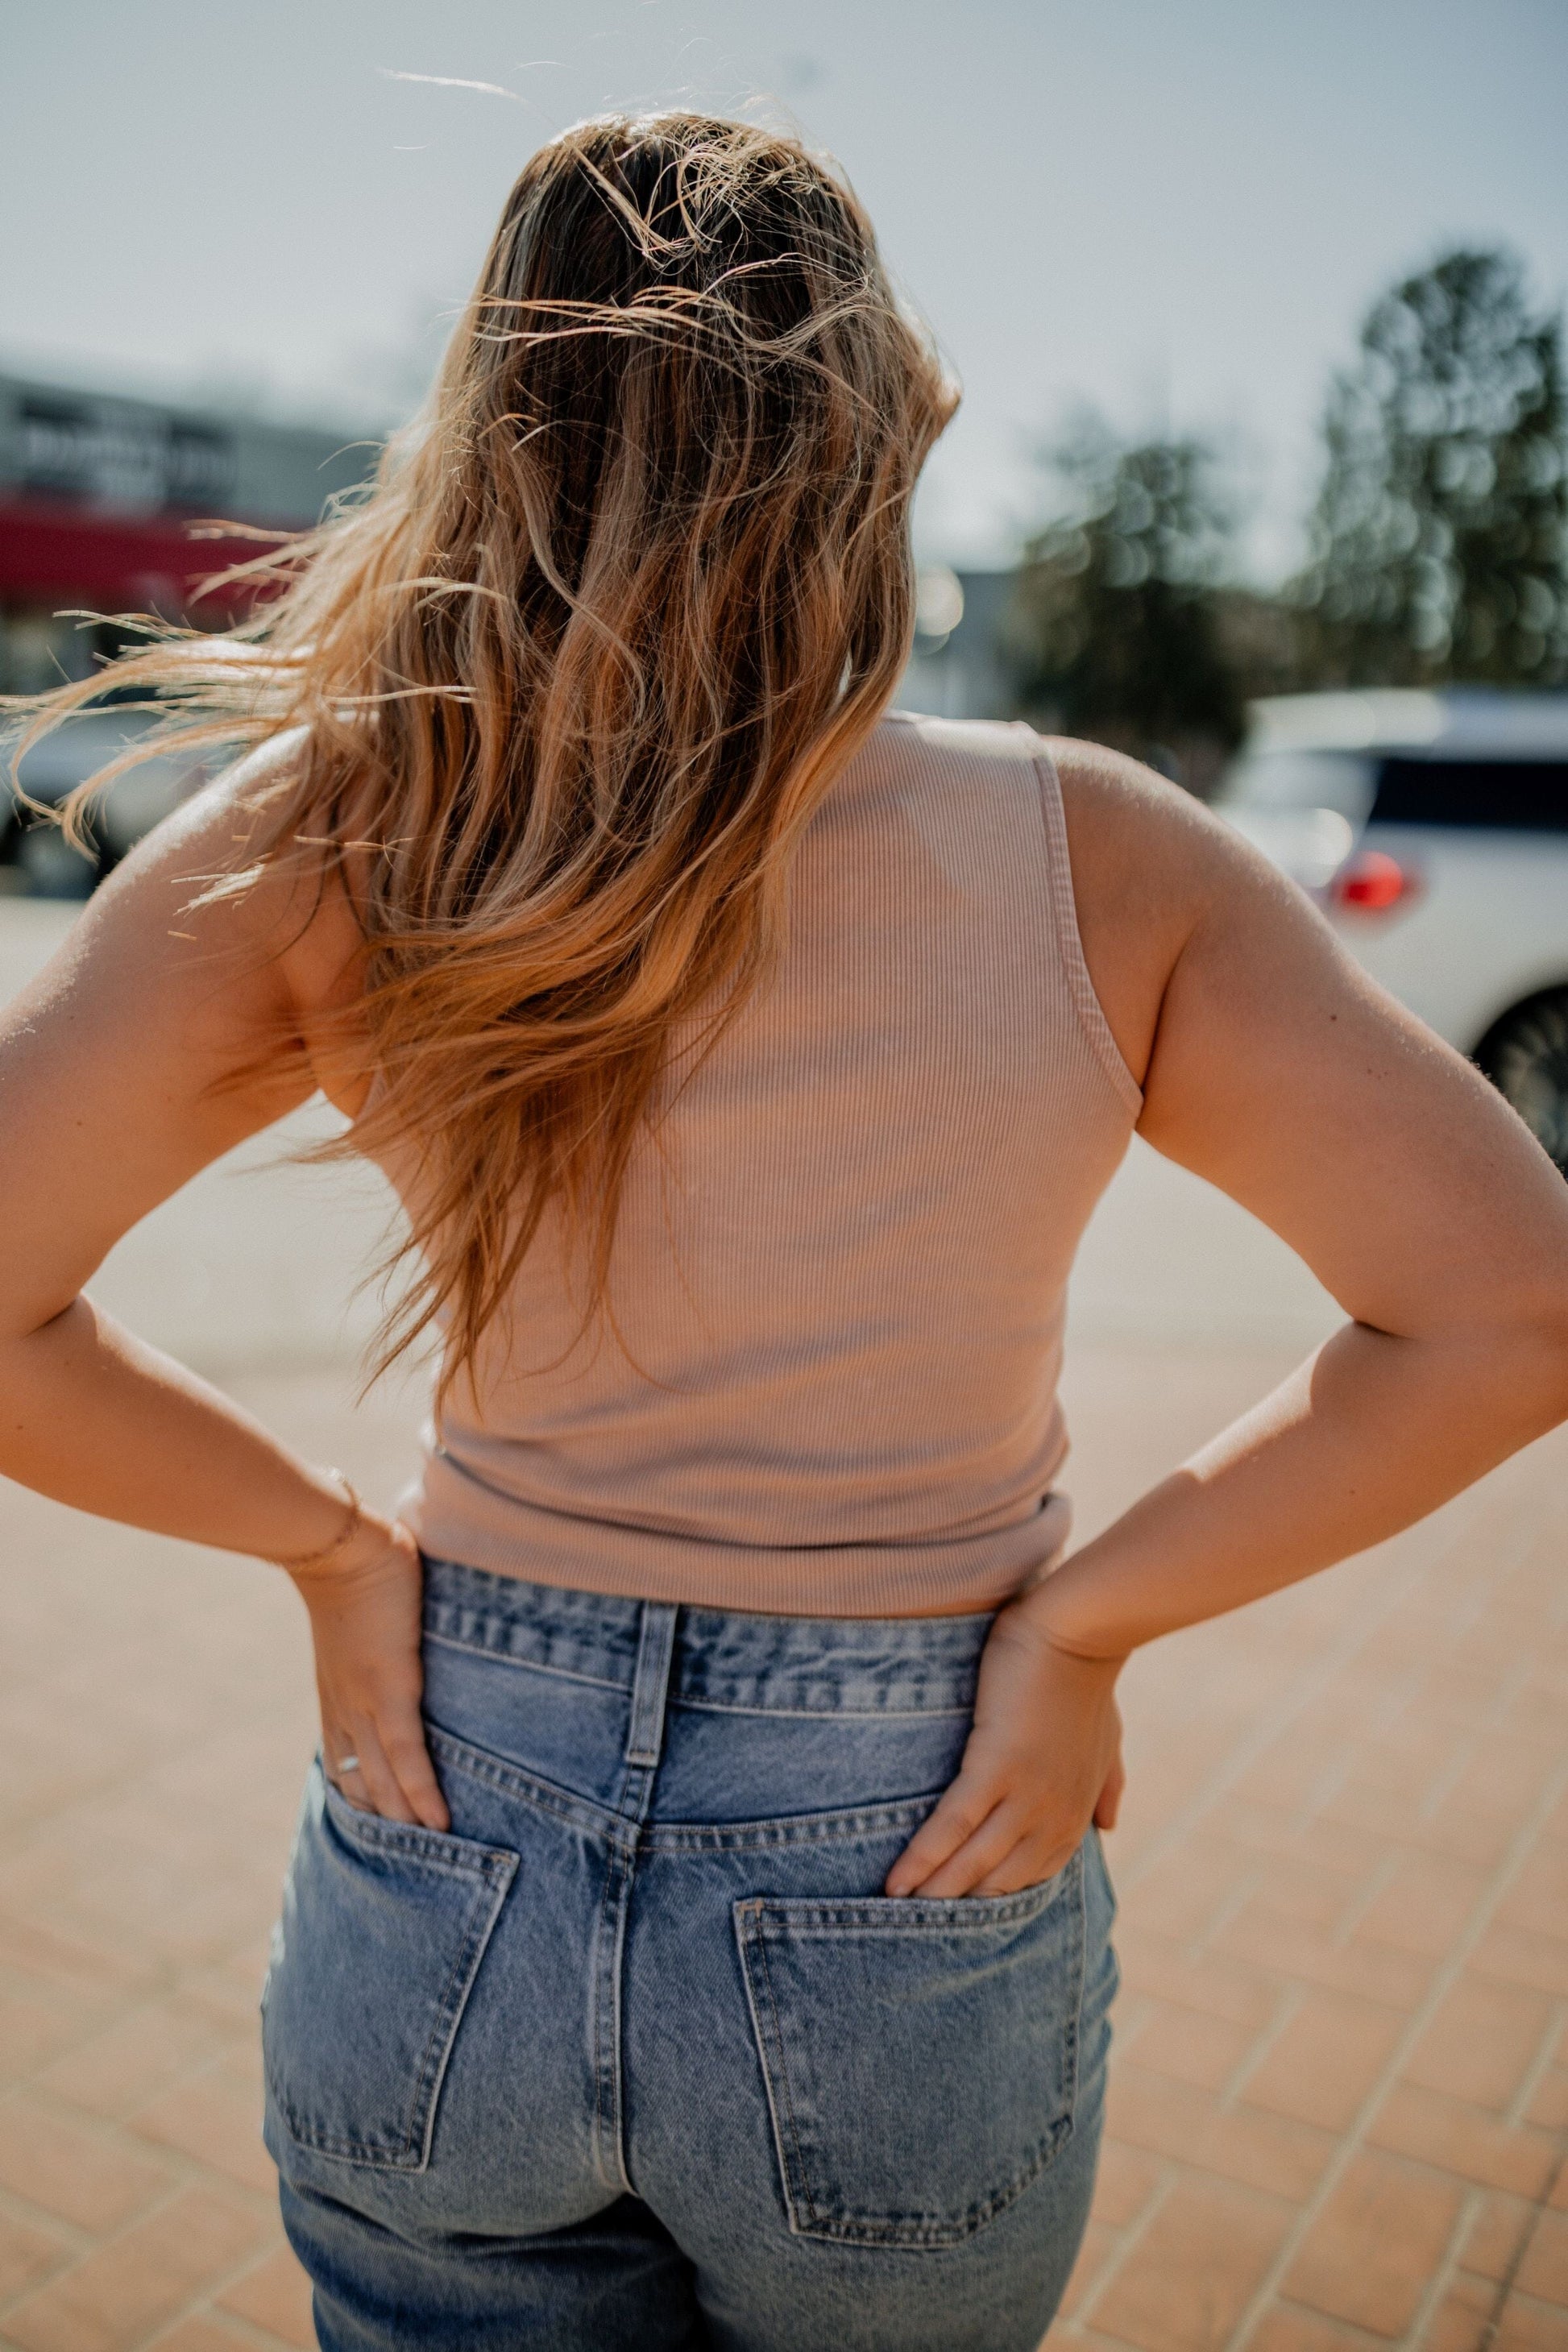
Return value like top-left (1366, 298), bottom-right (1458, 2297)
top-left (0, 372), bottom-right (381, 888)
top-left (0, 371), bottom-right (379, 691)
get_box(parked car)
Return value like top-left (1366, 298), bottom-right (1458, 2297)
top-left (1215, 690), bottom-right (1568, 1171)
top-left (2, 703), bottom-right (213, 895)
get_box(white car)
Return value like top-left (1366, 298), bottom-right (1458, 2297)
top-left (1215, 690), bottom-right (1568, 1172)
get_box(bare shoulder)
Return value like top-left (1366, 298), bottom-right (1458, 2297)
top-left (1043, 733), bottom-right (1568, 1329)
top-left (1043, 736), bottom-right (1262, 1087)
top-left (24, 732), bottom-right (368, 1114)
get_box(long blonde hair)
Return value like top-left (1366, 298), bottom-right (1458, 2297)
top-left (8, 113), bottom-right (956, 1386)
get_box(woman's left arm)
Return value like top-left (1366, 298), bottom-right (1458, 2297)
top-left (0, 779), bottom-right (448, 1829)
top-left (889, 749), bottom-right (1568, 1898)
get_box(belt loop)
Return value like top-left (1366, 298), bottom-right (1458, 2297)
top-left (625, 1601), bottom-right (678, 1767)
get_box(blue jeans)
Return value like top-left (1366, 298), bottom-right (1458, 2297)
top-left (262, 1560), bottom-right (1118, 2350)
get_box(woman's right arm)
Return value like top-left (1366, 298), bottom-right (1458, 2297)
top-left (887, 747), bottom-right (1568, 1899)
top-left (0, 778), bottom-right (448, 1829)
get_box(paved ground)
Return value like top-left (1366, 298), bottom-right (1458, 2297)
top-left (0, 902), bottom-right (1562, 2351)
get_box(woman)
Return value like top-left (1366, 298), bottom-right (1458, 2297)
top-left (5, 114), bottom-right (1567, 2351)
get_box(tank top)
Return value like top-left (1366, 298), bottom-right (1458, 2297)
top-left (396, 713), bottom-right (1142, 1616)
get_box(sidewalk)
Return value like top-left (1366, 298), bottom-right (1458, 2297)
top-left (0, 1346), bottom-right (1559, 2352)
top-left (1059, 1348), bottom-right (1568, 2352)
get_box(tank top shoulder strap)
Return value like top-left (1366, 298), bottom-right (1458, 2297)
top-left (875, 713), bottom-right (1143, 1118)
top-left (1018, 726), bottom-right (1143, 1117)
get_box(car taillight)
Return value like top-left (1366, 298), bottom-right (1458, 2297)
top-left (1326, 848), bottom-right (1420, 912)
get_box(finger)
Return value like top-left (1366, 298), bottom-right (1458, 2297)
top-left (1094, 1755), bottom-right (1126, 1831)
top-left (324, 1739), bottom-right (375, 1815)
top-left (379, 1713), bottom-right (450, 1833)
top-left (318, 1712), bottom-right (363, 1789)
top-left (884, 1777), bottom-right (1000, 1897)
top-left (342, 1719), bottom-right (417, 1824)
top-left (973, 1831), bottom-right (1081, 1896)
top-left (912, 1803), bottom-right (1034, 1900)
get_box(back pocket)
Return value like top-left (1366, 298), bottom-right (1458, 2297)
top-left (263, 1761), bottom-right (517, 2172)
top-left (734, 1851), bottom-right (1085, 2247)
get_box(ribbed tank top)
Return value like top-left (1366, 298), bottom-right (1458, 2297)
top-left (396, 714), bottom-right (1142, 1616)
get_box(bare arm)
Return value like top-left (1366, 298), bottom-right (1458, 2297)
top-left (1047, 745), bottom-right (1568, 1649)
top-left (889, 745), bottom-right (1568, 1897)
top-left (0, 770), bottom-right (447, 1829)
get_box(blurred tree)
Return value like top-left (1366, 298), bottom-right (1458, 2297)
top-left (1295, 249), bottom-right (1568, 686)
top-left (1006, 416), bottom-right (1246, 792)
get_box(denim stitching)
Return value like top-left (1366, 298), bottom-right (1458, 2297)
top-left (1059, 1848), bottom-right (1088, 2126)
top-left (319, 1784), bottom-right (514, 1872)
top-left (423, 1640), bottom-right (976, 1718)
top-left (588, 1846), bottom-right (629, 2191)
top-left (269, 1938), bottom-right (495, 2166)
top-left (421, 1603), bottom-right (639, 1687)
top-left (424, 1726), bottom-right (634, 1852)
top-left (425, 1722), bottom-right (941, 1858)
top-left (672, 1674), bottom-right (977, 1715)
top-left (641, 1796), bottom-right (942, 1855)
top-left (421, 1564), bottom-right (989, 1719)
top-left (667, 1695), bottom-right (973, 1722)
top-left (732, 1854), bottom-right (1085, 2246)
top-left (743, 1879), bottom-right (1065, 1933)
top-left (266, 1798), bottom-right (517, 2170)
top-left (401, 1852), bottom-right (516, 2168)
top-left (421, 1632), bottom-right (627, 1695)
top-left (784, 2130), bottom-right (1071, 2246)
top-left (735, 1902), bottom-right (819, 2235)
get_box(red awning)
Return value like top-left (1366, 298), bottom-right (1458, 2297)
top-left (0, 494), bottom-right (295, 616)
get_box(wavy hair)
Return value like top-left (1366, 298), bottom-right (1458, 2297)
top-left (6, 112), bottom-right (956, 1388)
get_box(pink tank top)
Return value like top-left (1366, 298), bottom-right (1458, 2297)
top-left (398, 714), bottom-right (1142, 1615)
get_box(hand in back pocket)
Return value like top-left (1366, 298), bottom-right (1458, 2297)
top-left (263, 1761), bottom-right (516, 2172)
top-left (886, 1597), bottom-right (1123, 1899)
top-left (734, 1849), bottom-right (1087, 2246)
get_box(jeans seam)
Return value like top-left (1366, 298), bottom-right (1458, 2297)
top-left (1062, 1848), bottom-right (1088, 2124)
top-left (594, 1598), bottom-right (670, 2200)
top-left (640, 1796), bottom-right (941, 1854)
top-left (425, 1728), bottom-right (636, 1853)
top-left (402, 1864), bottom-right (505, 2167)
top-left (589, 1846), bottom-right (630, 2192)
top-left (736, 1904), bottom-right (818, 2236)
top-left (421, 1631), bottom-right (629, 1695)
top-left (668, 1695), bottom-right (973, 1721)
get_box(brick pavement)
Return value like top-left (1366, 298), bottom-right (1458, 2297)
top-left (0, 1340), bottom-right (1562, 2350)
top-left (1059, 1346), bottom-right (1568, 2352)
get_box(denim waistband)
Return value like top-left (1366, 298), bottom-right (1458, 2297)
top-left (421, 1557), bottom-right (995, 1717)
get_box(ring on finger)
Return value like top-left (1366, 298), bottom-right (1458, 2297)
top-left (335, 1753), bottom-right (362, 1776)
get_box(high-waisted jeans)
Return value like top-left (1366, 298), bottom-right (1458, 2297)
top-left (262, 1559), bottom-right (1119, 2350)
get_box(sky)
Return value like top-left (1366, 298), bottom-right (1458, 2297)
top-left (2, 0), bottom-right (1565, 580)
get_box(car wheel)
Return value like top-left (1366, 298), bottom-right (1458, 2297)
top-left (1477, 987), bottom-right (1568, 1174)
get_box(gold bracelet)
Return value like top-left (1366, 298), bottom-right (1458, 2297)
top-left (274, 1473), bottom-right (363, 1576)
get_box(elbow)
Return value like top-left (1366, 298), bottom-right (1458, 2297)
top-left (1419, 1258), bottom-right (1568, 1441)
top-left (0, 1293), bottom-right (84, 1369)
top-left (1496, 1271), bottom-right (1568, 1433)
